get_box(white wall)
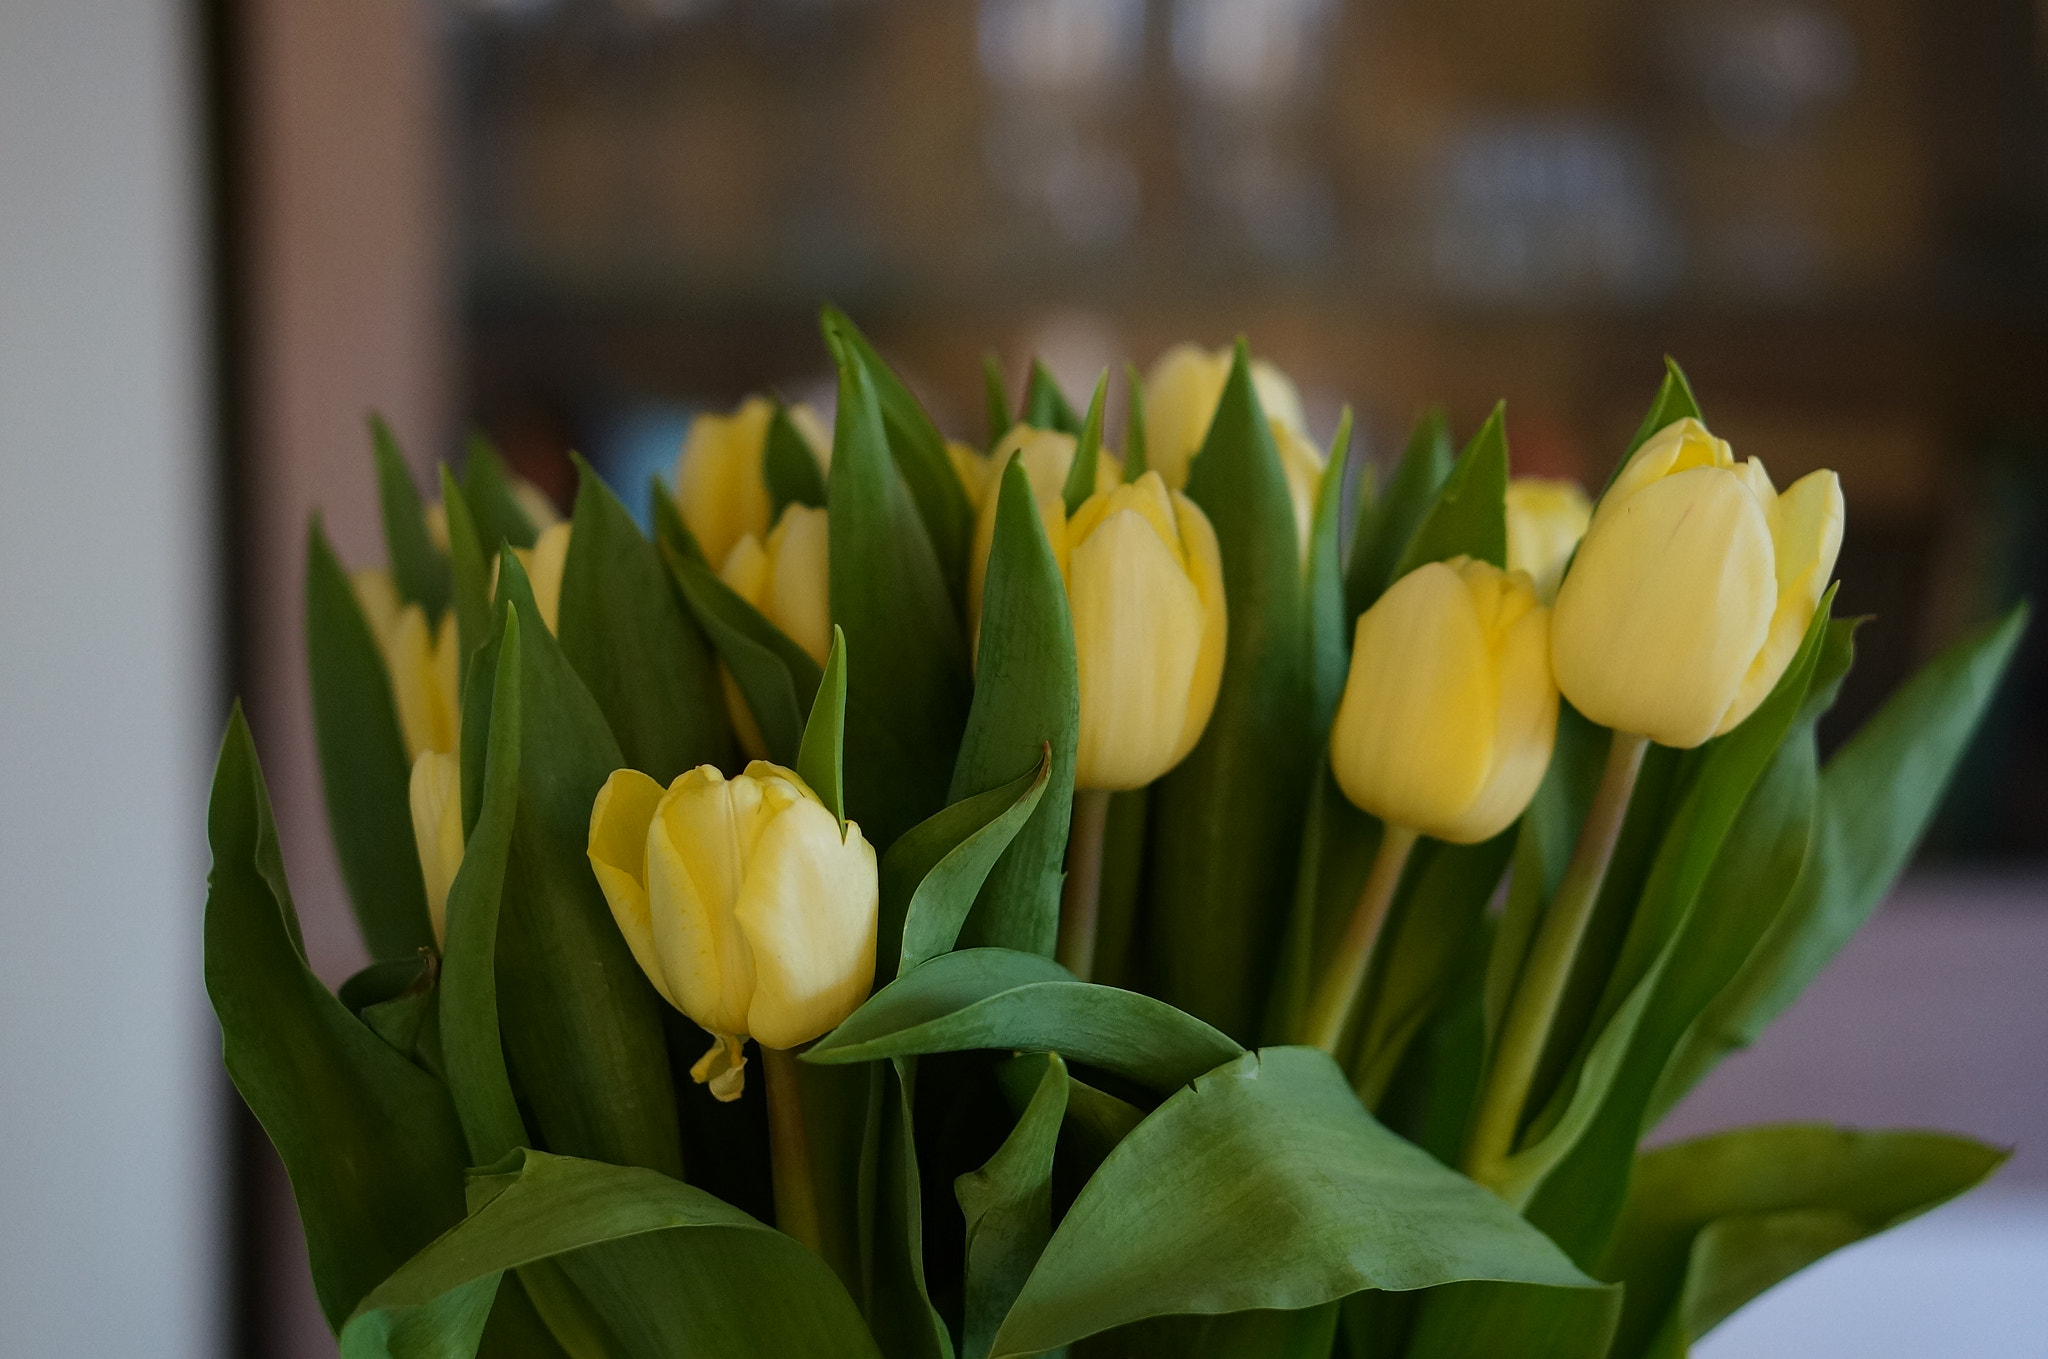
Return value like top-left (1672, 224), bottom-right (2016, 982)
top-left (0, 1), bottom-right (222, 1354)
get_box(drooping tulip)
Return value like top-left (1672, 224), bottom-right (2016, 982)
top-left (1550, 417), bottom-right (1844, 748)
top-left (587, 761), bottom-right (878, 1100)
top-left (1066, 472), bottom-right (1228, 791)
top-left (675, 395), bottom-right (831, 567)
top-left (351, 569), bottom-right (459, 761)
top-left (1142, 343), bottom-right (1306, 490)
top-left (1505, 477), bottom-right (1592, 604)
top-left (718, 504), bottom-right (831, 757)
top-left (1330, 557), bottom-right (1557, 844)
top-left (408, 750), bottom-right (463, 947)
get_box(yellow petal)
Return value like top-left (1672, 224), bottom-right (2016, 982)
top-left (1167, 489), bottom-right (1228, 769)
top-left (646, 767), bottom-right (760, 1037)
top-left (587, 768), bottom-right (676, 1009)
top-left (1433, 570), bottom-right (1557, 844)
top-left (676, 395), bottom-right (776, 567)
top-left (764, 505), bottom-right (832, 666)
top-left (1594, 417), bottom-right (1736, 532)
top-left (1552, 465), bottom-right (1776, 748)
top-left (949, 440), bottom-right (996, 511)
top-left (969, 427), bottom-right (1080, 626)
top-left (409, 751), bottom-right (465, 950)
top-left (384, 604), bottom-right (441, 762)
top-left (689, 1033), bottom-right (749, 1103)
top-left (1505, 477), bottom-right (1592, 604)
top-left (1142, 345), bottom-right (1231, 490)
top-left (1711, 468), bottom-right (1845, 736)
top-left (351, 568), bottom-right (403, 650)
top-left (1271, 418), bottom-right (1326, 569)
top-left (526, 522), bottom-right (571, 636)
top-left (787, 402), bottom-right (833, 470)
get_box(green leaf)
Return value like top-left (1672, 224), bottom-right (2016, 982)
top-left (983, 353), bottom-right (1012, 450)
top-left (438, 466), bottom-right (493, 690)
top-left (865, 1059), bottom-right (955, 1359)
top-left (463, 561), bottom-right (684, 1177)
top-left (339, 1150), bottom-right (882, 1359)
top-left (1022, 358), bottom-right (1081, 434)
top-left (808, 948), bottom-right (1242, 1094)
top-left (464, 431), bottom-right (542, 551)
top-left (989, 1048), bottom-right (1594, 1357)
top-left (206, 707), bottom-right (470, 1331)
top-left (1261, 762), bottom-right (1377, 1048)
top-left (1604, 1125), bottom-right (2005, 1359)
top-left (822, 306), bottom-right (976, 598)
top-left (959, 1052), bottom-right (1069, 1359)
top-left (950, 457), bottom-right (1079, 956)
top-left (798, 626), bottom-right (849, 827)
top-left (1596, 359), bottom-right (1703, 500)
top-left (1654, 604), bottom-right (2026, 1115)
top-left (1403, 1281), bottom-right (1622, 1359)
top-left (557, 455), bottom-right (736, 783)
top-left (765, 399), bottom-right (830, 517)
top-left (1122, 363), bottom-right (1149, 481)
top-left (827, 331), bottom-right (973, 848)
top-left (1094, 1305), bottom-right (1340, 1359)
top-left (304, 517), bottom-right (435, 960)
top-left (1346, 408), bottom-right (1452, 617)
top-left (1390, 402), bottom-right (1509, 579)
top-left (371, 414), bottom-right (451, 618)
top-left (1061, 371), bottom-right (1110, 514)
top-left (1307, 408), bottom-right (1355, 732)
top-left (887, 755), bottom-right (1051, 978)
top-left (997, 1053), bottom-right (1144, 1177)
top-left (1152, 340), bottom-right (1319, 1043)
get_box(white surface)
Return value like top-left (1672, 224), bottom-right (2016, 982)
top-left (1696, 1191), bottom-right (2048, 1358)
top-left (0, 1), bottom-right (222, 1355)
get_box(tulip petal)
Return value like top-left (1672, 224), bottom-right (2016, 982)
top-left (1712, 468), bottom-right (1845, 736)
top-left (647, 768), bottom-right (759, 1037)
top-left (526, 522), bottom-right (571, 637)
top-left (677, 396), bottom-right (777, 567)
top-left (586, 768), bottom-right (677, 1009)
top-left (766, 505), bottom-right (833, 666)
top-left (1436, 595), bottom-right (1558, 844)
top-left (1169, 490), bottom-right (1229, 769)
top-left (1594, 417), bottom-right (1735, 533)
top-left (409, 750), bottom-right (466, 949)
top-left (734, 786), bottom-right (878, 1050)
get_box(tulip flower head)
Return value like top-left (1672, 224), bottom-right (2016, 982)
top-left (1551, 418), bottom-right (1844, 748)
top-left (1505, 477), bottom-right (1592, 604)
top-left (408, 750), bottom-right (463, 948)
top-left (1142, 344), bottom-right (1306, 490)
top-left (1066, 472), bottom-right (1228, 791)
top-left (588, 761), bottom-right (878, 1101)
top-left (1330, 557), bottom-right (1558, 844)
top-left (966, 424), bottom-right (1120, 630)
top-left (676, 395), bottom-right (831, 568)
top-left (718, 504), bottom-right (831, 758)
top-left (352, 569), bottom-right (459, 761)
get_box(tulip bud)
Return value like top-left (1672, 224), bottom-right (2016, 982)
top-left (587, 761), bottom-right (878, 1100)
top-left (675, 395), bottom-right (831, 567)
top-left (1505, 477), bottom-right (1592, 604)
top-left (966, 424), bottom-right (1121, 631)
top-left (718, 505), bottom-right (831, 758)
top-left (1551, 418), bottom-right (1844, 748)
top-left (1330, 558), bottom-right (1557, 844)
top-left (1142, 343), bottom-right (1306, 489)
top-left (351, 568), bottom-right (459, 760)
top-left (408, 750), bottom-right (463, 947)
top-left (1067, 472), bottom-right (1228, 790)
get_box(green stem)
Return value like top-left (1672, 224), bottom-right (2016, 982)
top-left (1464, 729), bottom-right (1650, 1188)
top-left (1057, 788), bottom-right (1114, 981)
top-left (763, 1045), bottom-right (823, 1254)
top-left (1298, 824), bottom-right (1421, 1055)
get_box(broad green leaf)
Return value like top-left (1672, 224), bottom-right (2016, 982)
top-left (808, 948), bottom-right (1242, 1094)
top-left (1615, 360), bottom-right (1702, 472)
top-left (887, 755), bottom-right (1051, 978)
top-left (1061, 371), bottom-right (1109, 514)
top-left (1654, 605), bottom-right (2027, 1114)
top-left (822, 307), bottom-right (976, 598)
top-left (1604, 1125), bottom-right (2005, 1359)
top-left (558, 455), bottom-right (735, 783)
top-left (797, 626), bottom-right (848, 827)
top-left (1022, 357), bottom-right (1081, 434)
top-left (438, 466), bottom-right (493, 688)
top-left (1151, 341), bottom-right (1319, 1043)
top-left (996, 1053), bottom-right (1144, 1176)
top-left (1346, 408), bottom-right (1451, 617)
top-left (1403, 1280), bottom-right (1622, 1359)
top-left (959, 1052), bottom-right (1069, 1359)
top-left (371, 414), bottom-right (451, 618)
top-left (989, 1048), bottom-right (1593, 1357)
top-left (950, 458), bottom-right (1079, 956)
top-left (1307, 409), bottom-right (1355, 732)
top-left (464, 431), bottom-right (543, 551)
top-left (983, 353), bottom-right (1012, 450)
top-left (206, 708), bottom-right (469, 1331)
top-left (864, 1059), bottom-right (955, 1359)
top-left (462, 560), bottom-right (684, 1177)
top-left (1122, 363), bottom-right (1148, 481)
top-left (340, 1149), bottom-right (882, 1359)
top-left (827, 334), bottom-right (973, 848)
top-left (1390, 402), bottom-right (1509, 579)
top-left (304, 517), bottom-right (435, 960)
top-left (1091, 1305), bottom-right (1340, 1359)
top-left (765, 400), bottom-right (829, 517)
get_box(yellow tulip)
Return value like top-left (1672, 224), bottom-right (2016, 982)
top-left (948, 439), bottom-right (1001, 512)
top-left (1142, 343), bottom-right (1306, 489)
top-left (408, 751), bottom-right (463, 948)
top-left (587, 761), bottom-right (878, 1101)
top-left (966, 424), bottom-right (1121, 631)
top-left (1550, 418), bottom-right (1844, 748)
top-left (351, 568), bottom-right (459, 761)
top-left (1066, 472), bottom-right (1228, 790)
top-left (718, 505), bottom-right (831, 758)
top-left (1330, 557), bottom-right (1557, 844)
top-left (1505, 477), bottom-right (1593, 604)
top-left (675, 396), bottom-right (830, 568)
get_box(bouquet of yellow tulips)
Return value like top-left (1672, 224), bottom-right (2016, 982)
top-left (205, 308), bottom-right (2025, 1359)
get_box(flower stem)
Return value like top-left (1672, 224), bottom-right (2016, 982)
top-left (1298, 824), bottom-right (1421, 1055)
top-left (762, 1045), bottom-right (823, 1254)
top-left (1057, 788), bottom-right (1114, 981)
top-left (1464, 729), bottom-right (1650, 1188)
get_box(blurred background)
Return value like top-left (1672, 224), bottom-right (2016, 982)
top-left (2, 0), bottom-right (2045, 1354)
